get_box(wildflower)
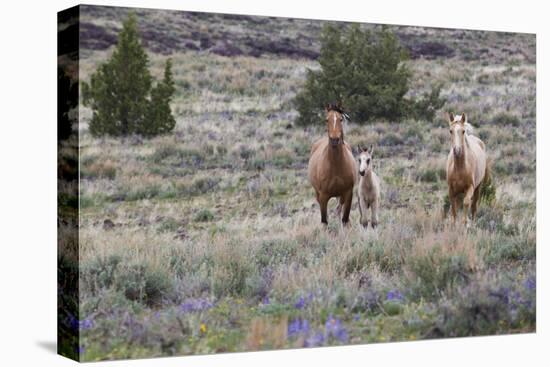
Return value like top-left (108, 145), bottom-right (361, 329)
top-left (524, 277), bottom-right (536, 291)
top-left (262, 296), bottom-right (270, 305)
top-left (325, 315), bottom-right (348, 343)
top-left (294, 296), bottom-right (306, 309)
top-left (68, 314), bottom-right (94, 331)
top-left (305, 332), bottom-right (325, 347)
top-left (200, 323), bottom-right (207, 334)
top-left (288, 318), bottom-right (310, 337)
top-left (180, 298), bottom-right (214, 313)
top-left (386, 289), bottom-right (404, 302)
top-left (353, 313), bottom-right (361, 322)
top-left (80, 318), bottom-right (94, 330)
top-left (294, 293), bottom-right (314, 309)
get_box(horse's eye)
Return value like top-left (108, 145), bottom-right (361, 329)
top-left (449, 130), bottom-right (452, 134)
top-left (462, 130), bottom-right (465, 135)
top-left (367, 159), bottom-right (371, 164)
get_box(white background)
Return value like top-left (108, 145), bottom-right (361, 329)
top-left (0, 0), bottom-right (547, 365)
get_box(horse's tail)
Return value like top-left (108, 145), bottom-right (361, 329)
top-left (479, 158), bottom-right (495, 204)
top-left (482, 158), bottom-right (492, 187)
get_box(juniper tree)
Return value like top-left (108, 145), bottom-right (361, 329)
top-left (294, 24), bottom-right (445, 125)
top-left (82, 13), bottom-right (176, 137)
top-left (141, 59), bottom-right (176, 136)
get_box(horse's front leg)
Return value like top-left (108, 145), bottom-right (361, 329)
top-left (449, 190), bottom-right (458, 224)
top-left (358, 194), bottom-right (368, 228)
top-left (371, 199), bottom-right (379, 229)
top-left (319, 192), bottom-right (329, 225)
top-left (341, 189), bottom-right (353, 225)
top-left (471, 185), bottom-right (481, 220)
top-left (463, 185), bottom-right (475, 227)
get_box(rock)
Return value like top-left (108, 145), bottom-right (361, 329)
top-left (137, 217), bottom-right (150, 227)
top-left (103, 219), bottom-right (115, 230)
top-left (174, 228), bottom-right (188, 240)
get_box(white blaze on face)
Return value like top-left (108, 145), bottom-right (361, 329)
top-left (450, 121), bottom-right (467, 157)
top-left (359, 152), bottom-right (371, 173)
top-left (452, 123), bottom-right (462, 149)
top-left (333, 113), bottom-right (337, 129)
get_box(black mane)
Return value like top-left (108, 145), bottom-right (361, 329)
top-left (326, 103), bottom-right (345, 114)
top-left (326, 103), bottom-right (350, 121)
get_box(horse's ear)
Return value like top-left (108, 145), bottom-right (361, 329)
top-left (324, 104), bottom-right (330, 112)
top-left (447, 112), bottom-right (454, 125)
top-left (356, 145), bottom-right (361, 154)
top-left (460, 113), bottom-right (467, 124)
top-left (369, 145), bottom-right (374, 155)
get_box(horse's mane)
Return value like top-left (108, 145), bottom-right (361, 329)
top-left (464, 122), bottom-right (474, 135)
top-left (326, 103), bottom-right (351, 121)
top-left (326, 103), bottom-right (346, 114)
top-left (451, 115), bottom-right (475, 136)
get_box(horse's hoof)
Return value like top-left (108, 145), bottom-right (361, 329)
top-left (371, 222), bottom-right (378, 229)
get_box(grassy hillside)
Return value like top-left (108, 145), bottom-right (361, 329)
top-left (71, 5), bottom-right (535, 361)
top-left (78, 5), bottom-right (535, 63)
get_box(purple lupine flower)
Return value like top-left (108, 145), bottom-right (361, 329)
top-left (262, 296), bottom-right (270, 305)
top-left (305, 331), bottom-right (325, 347)
top-left (325, 315), bottom-right (349, 343)
top-left (353, 313), bottom-right (361, 322)
top-left (78, 345), bottom-right (85, 355)
top-left (68, 315), bottom-right (78, 331)
top-left (294, 296), bottom-right (306, 309)
top-left (509, 291), bottom-right (522, 310)
top-left (179, 298), bottom-right (214, 313)
top-left (294, 293), bottom-right (314, 309)
top-left (524, 277), bottom-right (536, 291)
top-left (501, 287), bottom-right (512, 304)
top-left (68, 314), bottom-right (94, 331)
top-left (386, 289), bottom-right (404, 302)
top-left (288, 318), bottom-right (310, 337)
top-left (79, 318), bottom-right (94, 330)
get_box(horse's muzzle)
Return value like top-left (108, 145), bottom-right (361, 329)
top-left (359, 170), bottom-right (365, 176)
top-left (453, 147), bottom-right (462, 157)
top-left (329, 138), bottom-right (341, 147)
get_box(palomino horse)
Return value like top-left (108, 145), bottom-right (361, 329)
top-left (446, 112), bottom-right (487, 225)
top-left (308, 104), bottom-right (357, 225)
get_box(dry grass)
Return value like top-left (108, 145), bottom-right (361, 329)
top-left (70, 19), bottom-right (536, 361)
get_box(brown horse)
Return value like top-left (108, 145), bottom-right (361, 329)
top-left (308, 104), bottom-right (357, 225)
top-left (446, 112), bottom-right (487, 226)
